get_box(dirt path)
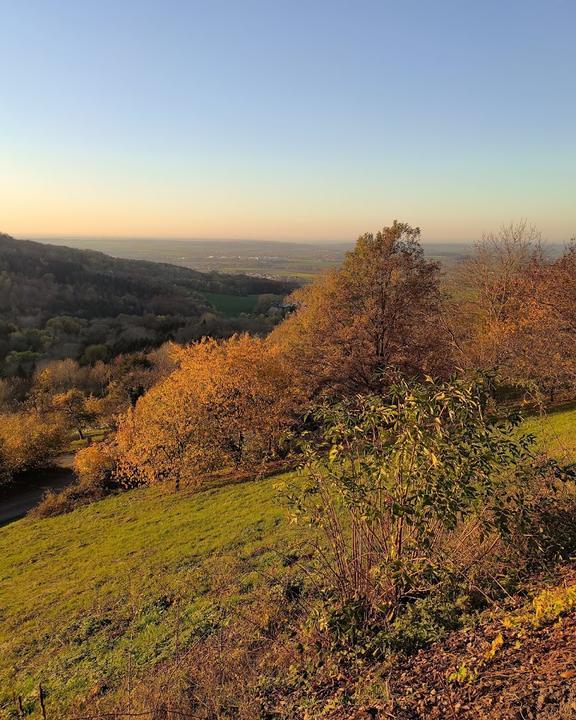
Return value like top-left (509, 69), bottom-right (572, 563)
top-left (0, 454), bottom-right (76, 527)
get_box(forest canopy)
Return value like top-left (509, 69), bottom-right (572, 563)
top-left (0, 233), bottom-right (295, 377)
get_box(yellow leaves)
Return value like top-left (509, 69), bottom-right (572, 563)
top-left (114, 334), bottom-right (303, 486)
top-left (447, 663), bottom-right (478, 685)
top-left (74, 442), bottom-right (116, 486)
top-left (532, 585), bottom-right (576, 627)
top-left (328, 445), bottom-right (341, 462)
top-left (448, 582), bottom-right (576, 691)
top-left (485, 632), bottom-right (504, 660)
top-left (0, 409), bottom-right (66, 474)
top-left (486, 583), bottom-right (576, 665)
top-left (448, 631), bottom-right (505, 686)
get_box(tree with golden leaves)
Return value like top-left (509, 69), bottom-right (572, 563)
top-left (51, 388), bottom-right (96, 440)
top-left (115, 334), bottom-right (302, 490)
top-left (0, 410), bottom-right (66, 482)
top-left (519, 243), bottom-right (576, 399)
top-left (454, 221), bottom-right (544, 372)
top-left (270, 221), bottom-right (451, 395)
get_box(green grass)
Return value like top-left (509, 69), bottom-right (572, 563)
top-left (201, 292), bottom-right (266, 316)
top-left (522, 403), bottom-right (576, 461)
top-left (0, 473), bottom-right (301, 716)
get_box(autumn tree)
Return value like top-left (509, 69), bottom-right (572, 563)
top-left (51, 389), bottom-right (95, 439)
top-left (0, 410), bottom-right (66, 480)
top-left (454, 221), bottom-right (543, 372)
top-left (115, 335), bottom-right (302, 490)
top-left (270, 221), bottom-right (451, 395)
top-left (519, 243), bottom-right (576, 399)
top-left (34, 358), bottom-right (83, 395)
top-left (455, 223), bottom-right (576, 401)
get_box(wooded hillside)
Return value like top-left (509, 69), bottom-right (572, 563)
top-left (0, 234), bottom-right (294, 375)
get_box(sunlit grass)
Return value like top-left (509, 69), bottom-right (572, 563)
top-left (0, 472), bottom-right (300, 715)
top-left (522, 404), bottom-right (576, 461)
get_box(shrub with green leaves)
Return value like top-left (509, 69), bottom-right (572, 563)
top-left (292, 377), bottom-right (541, 626)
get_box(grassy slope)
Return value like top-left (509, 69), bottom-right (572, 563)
top-left (522, 403), bottom-right (576, 461)
top-left (0, 473), bottom-right (301, 714)
top-left (0, 408), bottom-right (574, 714)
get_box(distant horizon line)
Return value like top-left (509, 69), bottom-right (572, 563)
top-left (13, 233), bottom-right (479, 247)
top-left (6, 232), bottom-right (573, 248)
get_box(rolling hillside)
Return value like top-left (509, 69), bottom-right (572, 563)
top-left (0, 471), bottom-right (303, 716)
top-left (0, 234), bottom-right (295, 374)
top-left (0, 408), bottom-right (574, 717)
top-left (0, 233), bottom-right (294, 320)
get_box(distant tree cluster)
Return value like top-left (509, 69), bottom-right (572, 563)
top-left (0, 345), bottom-right (177, 484)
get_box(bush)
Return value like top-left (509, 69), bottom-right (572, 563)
top-left (74, 442), bottom-right (117, 490)
top-left (114, 335), bottom-right (303, 490)
top-left (291, 377), bottom-right (545, 629)
top-left (31, 442), bottom-right (122, 518)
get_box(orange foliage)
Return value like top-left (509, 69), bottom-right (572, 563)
top-left (115, 334), bottom-right (302, 489)
top-left (0, 410), bottom-right (66, 478)
top-left (456, 224), bottom-right (576, 399)
top-left (270, 221), bottom-right (451, 394)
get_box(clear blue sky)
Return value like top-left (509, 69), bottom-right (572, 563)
top-left (1, 0), bottom-right (574, 241)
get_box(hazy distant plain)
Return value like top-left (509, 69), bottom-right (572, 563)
top-left (33, 237), bottom-right (474, 281)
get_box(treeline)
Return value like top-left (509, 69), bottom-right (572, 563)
top-left (25, 221), bottom-right (563, 498)
top-left (0, 233), bottom-right (295, 377)
top-left (6, 220), bottom-right (576, 500)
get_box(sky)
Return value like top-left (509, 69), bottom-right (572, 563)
top-left (0, 0), bottom-right (574, 243)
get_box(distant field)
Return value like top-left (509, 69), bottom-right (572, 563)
top-left (201, 291), bottom-right (269, 316)
top-left (53, 237), bottom-right (350, 281)
top-left (49, 237), bottom-right (479, 281)
top-left (39, 238), bottom-right (565, 283)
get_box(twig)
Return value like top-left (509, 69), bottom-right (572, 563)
top-left (39, 684), bottom-right (47, 720)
